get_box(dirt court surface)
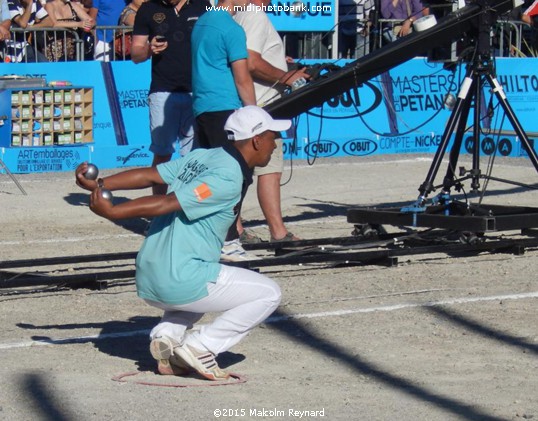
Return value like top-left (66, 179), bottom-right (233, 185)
top-left (0, 154), bottom-right (537, 421)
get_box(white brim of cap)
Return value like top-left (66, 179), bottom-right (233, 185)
top-left (268, 119), bottom-right (292, 133)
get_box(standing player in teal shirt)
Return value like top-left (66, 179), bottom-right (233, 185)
top-left (75, 106), bottom-right (290, 381)
top-left (191, 0), bottom-right (256, 148)
top-left (191, 0), bottom-right (257, 259)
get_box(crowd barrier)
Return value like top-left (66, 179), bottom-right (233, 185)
top-left (0, 20), bottom-right (534, 64)
top-left (0, 26), bottom-right (133, 63)
top-left (340, 18), bottom-right (533, 60)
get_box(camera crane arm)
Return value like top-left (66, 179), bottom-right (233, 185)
top-left (265, 0), bottom-right (517, 119)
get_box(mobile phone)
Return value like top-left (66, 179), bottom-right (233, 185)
top-left (155, 35), bottom-right (166, 42)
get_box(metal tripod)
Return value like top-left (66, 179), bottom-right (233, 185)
top-left (414, 55), bottom-right (538, 208)
top-left (414, 6), bottom-right (538, 208)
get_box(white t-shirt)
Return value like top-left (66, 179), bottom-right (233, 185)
top-left (234, 9), bottom-right (288, 107)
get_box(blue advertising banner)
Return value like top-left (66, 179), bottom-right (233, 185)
top-left (285, 58), bottom-right (538, 161)
top-left (0, 60), bottom-right (154, 172)
top-left (1, 57), bottom-right (537, 174)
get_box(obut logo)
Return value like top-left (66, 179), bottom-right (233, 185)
top-left (343, 138), bottom-right (378, 156)
top-left (307, 81), bottom-right (383, 118)
top-left (304, 140), bottom-right (339, 157)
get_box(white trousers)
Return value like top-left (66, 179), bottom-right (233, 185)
top-left (144, 265), bottom-right (281, 355)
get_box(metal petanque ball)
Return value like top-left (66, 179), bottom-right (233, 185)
top-left (84, 163), bottom-right (99, 180)
top-left (101, 189), bottom-right (113, 201)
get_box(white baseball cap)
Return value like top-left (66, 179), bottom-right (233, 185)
top-left (225, 106), bottom-right (291, 141)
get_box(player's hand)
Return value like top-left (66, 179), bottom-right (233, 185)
top-left (89, 188), bottom-right (114, 218)
top-left (75, 162), bottom-right (98, 192)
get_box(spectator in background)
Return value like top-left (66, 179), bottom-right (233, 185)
top-left (191, 0), bottom-right (255, 148)
top-left (379, 0), bottom-right (426, 135)
top-left (89, 0), bottom-right (123, 61)
top-left (119, 0), bottom-right (145, 26)
top-left (7, 0), bottom-right (52, 61)
top-left (1, 0), bottom-right (11, 42)
top-left (380, 0), bottom-right (425, 41)
top-left (235, 0), bottom-right (310, 243)
top-left (521, 0), bottom-right (538, 54)
top-left (43, 0), bottom-right (94, 61)
top-left (338, 0), bottom-right (375, 58)
top-left (191, 0), bottom-right (256, 261)
top-left (72, 0), bottom-right (94, 59)
top-left (131, 0), bottom-right (209, 195)
top-left (115, 0), bottom-right (146, 60)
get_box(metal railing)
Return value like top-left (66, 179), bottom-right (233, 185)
top-left (0, 25), bottom-right (132, 63)
top-left (0, 21), bottom-right (534, 64)
top-left (1, 27), bottom-right (85, 63)
top-left (92, 25), bottom-right (132, 61)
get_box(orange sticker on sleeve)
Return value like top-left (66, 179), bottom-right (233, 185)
top-left (193, 183), bottom-right (212, 202)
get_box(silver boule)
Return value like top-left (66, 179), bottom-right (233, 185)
top-left (84, 163), bottom-right (99, 180)
top-left (101, 189), bottom-right (113, 201)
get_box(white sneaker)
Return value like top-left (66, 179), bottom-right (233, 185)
top-left (220, 239), bottom-right (257, 262)
top-left (175, 343), bottom-right (229, 381)
top-left (150, 336), bottom-right (190, 376)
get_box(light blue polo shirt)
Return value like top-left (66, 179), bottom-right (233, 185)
top-left (135, 148), bottom-right (243, 305)
top-left (191, 9), bottom-right (248, 116)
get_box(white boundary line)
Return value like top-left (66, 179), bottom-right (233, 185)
top-left (1, 291), bottom-right (536, 351)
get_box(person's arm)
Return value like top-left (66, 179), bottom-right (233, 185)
top-left (76, 162), bottom-right (164, 192)
top-left (32, 0), bottom-right (52, 28)
top-left (75, 163), bottom-right (180, 220)
top-left (0, 14), bottom-right (10, 39)
top-left (71, 1), bottom-right (94, 30)
top-left (121, 8), bottom-right (136, 26)
top-left (246, 49), bottom-right (310, 88)
top-left (131, 34), bottom-right (167, 63)
top-left (90, 190), bottom-right (181, 220)
top-left (131, 7), bottom-right (167, 63)
top-left (2, 0), bottom-right (13, 37)
top-left (43, 1), bottom-right (57, 25)
top-left (88, 6), bottom-right (97, 20)
top-left (12, 0), bottom-right (33, 29)
top-left (131, 34), bottom-right (150, 62)
top-left (398, 0), bottom-right (425, 36)
top-left (231, 58), bottom-right (256, 106)
top-left (32, 14), bottom-right (52, 27)
top-left (398, 18), bottom-right (412, 36)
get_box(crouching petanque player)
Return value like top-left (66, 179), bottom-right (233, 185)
top-left (75, 106), bottom-right (289, 380)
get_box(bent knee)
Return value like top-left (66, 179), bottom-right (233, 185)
top-left (266, 281), bottom-right (282, 309)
